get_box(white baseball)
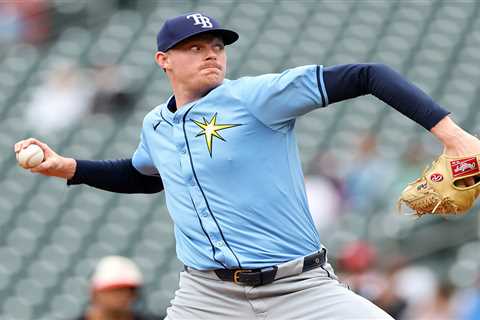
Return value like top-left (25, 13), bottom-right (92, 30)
top-left (17, 144), bottom-right (45, 169)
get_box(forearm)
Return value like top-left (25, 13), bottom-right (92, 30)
top-left (67, 159), bottom-right (164, 194)
top-left (323, 63), bottom-right (450, 130)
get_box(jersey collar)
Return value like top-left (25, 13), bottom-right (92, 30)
top-left (162, 81), bottom-right (228, 124)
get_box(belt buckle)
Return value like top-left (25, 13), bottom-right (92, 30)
top-left (233, 270), bottom-right (251, 284)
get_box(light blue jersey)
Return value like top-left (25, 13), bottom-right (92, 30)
top-left (133, 65), bottom-right (329, 269)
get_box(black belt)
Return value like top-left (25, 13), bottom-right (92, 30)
top-left (212, 249), bottom-right (327, 286)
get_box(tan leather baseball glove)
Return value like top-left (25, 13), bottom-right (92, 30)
top-left (398, 154), bottom-right (480, 216)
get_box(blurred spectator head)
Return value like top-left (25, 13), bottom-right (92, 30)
top-left (0, 0), bottom-right (50, 46)
top-left (338, 241), bottom-right (377, 273)
top-left (90, 256), bottom-right (143, 316)
top-left (89, 63), bottom-right (135, 115)
top-left (436, 281), bottom-right (456, 303)
top-left (25, 63), bottom-right (95, 134)
top-left (357, 133), bottom-right (378, 158)
top-left (394, 265), bottom-right (438, 306)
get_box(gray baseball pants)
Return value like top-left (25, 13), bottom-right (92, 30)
top-left (164, 259), bottom-right (394, 320)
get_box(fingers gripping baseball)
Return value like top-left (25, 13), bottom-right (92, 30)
top-left (15, 138), bottom-right (53, 160)
top-left (14, 138), bottom-right (76, 179)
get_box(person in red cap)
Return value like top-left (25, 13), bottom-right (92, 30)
top-left (76, 256), bottom-right (162, 320)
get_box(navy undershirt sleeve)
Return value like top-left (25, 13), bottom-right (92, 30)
top-left (323, 63), bottom-right (450, 130)
top-left (67, 159), bottom-right (163, 194)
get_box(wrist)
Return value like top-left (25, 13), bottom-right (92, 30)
top-left (63, 158), bottom-right (77, 180)
top-left (430, 116), bottom-right (466, 147)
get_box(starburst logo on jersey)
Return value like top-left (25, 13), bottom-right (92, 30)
top-left (191, 113), bottom-right (241, 157)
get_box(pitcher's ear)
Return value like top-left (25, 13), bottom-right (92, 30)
top-left (155, 51), bottom-right (168, 71)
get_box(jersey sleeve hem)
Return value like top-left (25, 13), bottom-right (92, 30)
top-left (316, 65), bottom-right (329, 107)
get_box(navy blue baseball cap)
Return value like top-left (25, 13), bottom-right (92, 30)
top-left (157, 13), bottom-right (239, 52)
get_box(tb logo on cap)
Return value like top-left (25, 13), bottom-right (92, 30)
top-left (186, 13), bottom-right (213, 28)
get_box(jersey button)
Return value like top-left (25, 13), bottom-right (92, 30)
top-left (181, 149), bottom-right (186, 155)
top-left (216, 241), bottom-right (224, 247)
top-left (201, 210), bottom-right (208, 217)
